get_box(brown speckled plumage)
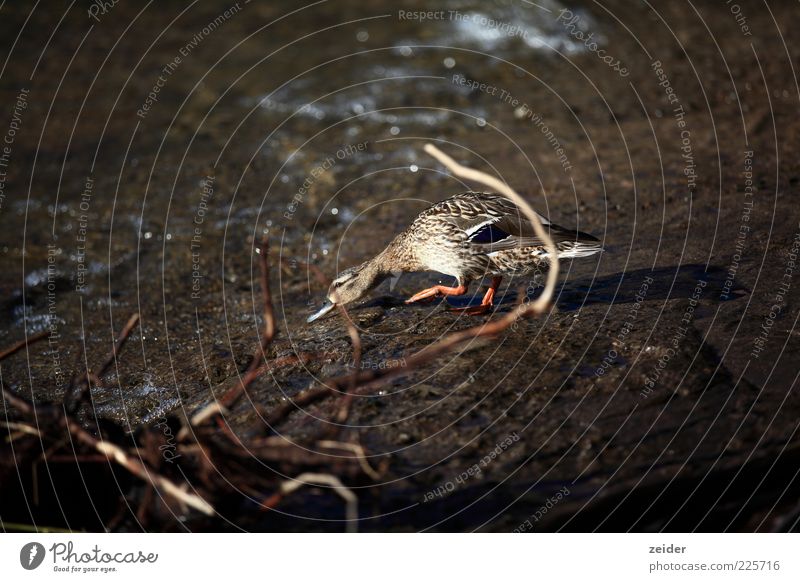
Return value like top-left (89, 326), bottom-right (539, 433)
top-left (308, 192), bottom-right (602, 321)
top-left (383, 192), bottom-right (600, 284)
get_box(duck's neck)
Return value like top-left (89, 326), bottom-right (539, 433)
top-left (361, 253), bottom-right (391, 280)
top-left (354, 239), bottom-right (401, 284)
top-left (362, 244), bottom-right (394, 276)
top-left (374, 233), bottom-right (418, 273)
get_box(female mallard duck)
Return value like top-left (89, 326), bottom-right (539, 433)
top-left (308, 191), bottom-right (601, 322)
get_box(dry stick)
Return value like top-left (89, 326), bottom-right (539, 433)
top-left (0, 331), bottom-right (48, 361)
top-left (67, 419), bottom-right (216, 516)
top-left (136, 485), bottom-right (154, 525)
top-left (64, 315), bottom-right (139, 413)
top-left (0, 386), bottom-right (215, 516)
top-left (0, 309), bottom-right (214, 516)
top-left (275, 257), bottom-right (362, 433)
top-left (257, 238), bottom-right (277, 346)
top-left (96, 313), bottom-right (141, 379)
top-left (189, 353), bottom-right (318, 429)
top-left (332, 307), bottom-right (361, 427)
top-left (264, 312), bottom-right (512, 429)
top-left (302, 260), bottom-right (362, 381)
top-left (303, 260), bottom-right (363, 432)
top-left (316, 440), bottom-right (381, 480)
top-left (190, 237), bottom-right (276, 425)
top-left (266, 145), bottom-right (560, 425)
top-left (2, 420), bottom-right (43, 434)
top-left (265, 311), bottom-right (512, 426)
top-left (265, 384), bottom-right (333, 426)
top-left (214, 239), bottom-right (271, 403)
top-left (258, 472), bottom-right (358, 533)
top-left (423, 143), bottom-right (559, 313)
top-left (63, 344), bottom-right (86, 403)
top-left (1, 388), bottom-right (33, 415)
top-left (2, 421), bottom-right (43, 442)
top-left (220, 237), bottom-right (276, 409)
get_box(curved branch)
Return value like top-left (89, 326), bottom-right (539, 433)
top-left (423, 143), bottom-right (558, 313)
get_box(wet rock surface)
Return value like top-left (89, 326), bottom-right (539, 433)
top-left (0, 1), bottom-right (798, 531)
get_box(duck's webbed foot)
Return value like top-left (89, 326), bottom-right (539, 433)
top-left (405, 283), bottom-right (468, 304)
top-left (448, 276), bottom-right (502, 316)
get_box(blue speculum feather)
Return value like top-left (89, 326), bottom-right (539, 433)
top-left (468, 223), bottom-right (511, 244)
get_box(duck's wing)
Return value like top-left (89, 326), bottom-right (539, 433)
top-left (426, 192), bottom-right (600, 254)
top-left (454, 194), bottom-right (600, 254)
top-left (470, 221), bottom-right (600, 254)
top-left (431, 192), bottom-right (547, 237)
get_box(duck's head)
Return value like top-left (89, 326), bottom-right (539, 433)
top-left (307, 261), bottom-right (388, 322)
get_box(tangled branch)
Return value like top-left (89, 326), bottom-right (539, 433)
top-left (0, 145), bottom-right (557, 531)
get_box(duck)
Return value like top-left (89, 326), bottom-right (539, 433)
top-left (307, 191), bottom-right (602, 322)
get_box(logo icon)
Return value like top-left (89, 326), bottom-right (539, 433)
top-left (20, 542), bottom-right (46, 570)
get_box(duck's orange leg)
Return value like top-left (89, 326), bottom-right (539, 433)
top-left (449, 276), bottom-right (502, 315)
top-left (405, 283), bottom-right (468, 304)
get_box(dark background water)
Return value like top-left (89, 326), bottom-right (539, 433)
top-left (1, 1), bottom-right (799, 531)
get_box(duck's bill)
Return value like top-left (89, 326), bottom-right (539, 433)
top-left (307, 300), bottom-right (336, 323)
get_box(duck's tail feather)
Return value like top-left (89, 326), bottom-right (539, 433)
top-left (476, 224), bottom-right (603, 258)
top-left (554, 236), bottom-right (603, 259)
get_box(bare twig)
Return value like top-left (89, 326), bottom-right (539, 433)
top-left (69, 419), bottom-right (215, 516)
top-left (257, 239), bottom-right (277, 347)
top-left (423, 143), bottom-right (558, 313)
top-left (0, 387), bottom-right (33, 415)
top-left (2, 420), bottom-right (43, 442)
top-left (97, 313), bottom-right (140, 378)
top-left (303, 260), bottom-right (363, 434)
top-left (317, 440), bottom-right (382, 480)
top-left (63, 314), bottom-right (139, 412)
top-left (0, 331), bottom-right (48, 361)
top-left (0, 146), bottom-right (558, 531)
top-left (332, 307), bottom-right (361, 429)
top-left (258, 472), bottom-right (358, 532)
top-left (264, 383), bottom-right (335, 427)
top-left (213, 238), bottom-right (276, 409)
top-left (185, 352), bottom-right (318, 434)
top-left (219, 237), bottom-right (275, 409)
top-left (303, 261), bottom-right (362, 378)
top-left (264, 312), bottom-right (496, 424)
top-left (190, 238), bottom-right (276, 426)
top-left (1, 420), bottom-right (42, 436)
top-left (1, 386), bottom-right (215, 517)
